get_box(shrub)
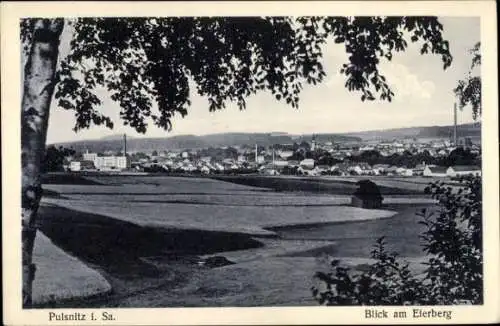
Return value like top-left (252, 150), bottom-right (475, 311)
top-left (312, 175), bottom-right (482, 305)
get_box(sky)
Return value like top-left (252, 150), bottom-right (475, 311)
top-left (45, 17), bottom-right (480, 144)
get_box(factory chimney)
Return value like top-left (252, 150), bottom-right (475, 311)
top-left (123, 133), bottom-right (127, 157)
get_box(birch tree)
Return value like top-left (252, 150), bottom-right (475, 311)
top-left (20, 16), bottom-right (452, 306)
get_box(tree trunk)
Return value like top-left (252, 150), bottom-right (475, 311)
top-left (22, 18), bottom-right (64, 307)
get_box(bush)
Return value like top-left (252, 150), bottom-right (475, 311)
top-left (312, 175), bottom-right (482, 305)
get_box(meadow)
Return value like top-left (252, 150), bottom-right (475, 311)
top-left (38, 174), bottom-right (436, 307)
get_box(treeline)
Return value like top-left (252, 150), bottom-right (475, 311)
top-left (346, 147), bottom-right (480, 168)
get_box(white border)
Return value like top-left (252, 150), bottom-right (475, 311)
top-left (2, 1), bottom-right (499, 325)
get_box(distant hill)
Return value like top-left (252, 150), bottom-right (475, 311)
top-left (98, 134), bottom-right (136, 141)
top-left (52, 123), bottom-right (481, 153)
top-left (52, 132), bottom-right (362, 153)
top-left (342, 123), bottom-right (481, 141)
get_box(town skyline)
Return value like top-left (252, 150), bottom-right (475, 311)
top-left (47, 119), bottom-right (479, 145)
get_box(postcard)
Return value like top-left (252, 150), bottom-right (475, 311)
top-left (2, 1), bottom-right (499, 325)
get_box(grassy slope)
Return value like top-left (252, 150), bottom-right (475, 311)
top-left (32, 232), bottom-right (111, 306)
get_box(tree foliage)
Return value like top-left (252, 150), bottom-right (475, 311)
top-left (454, 42), bottom-right (481, 119)
top-left (42, 145), bottom-right (75, 173)
top-left (21, 17), bottom-right (453, 134)
top-left (347, 147), bottom-right (480, 168)
top-left (312, 176), bottom-right (482, 305)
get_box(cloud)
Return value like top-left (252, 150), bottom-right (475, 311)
top-left (380, 63), bottom-right (436, 100)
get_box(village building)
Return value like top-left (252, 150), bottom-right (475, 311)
top-left (256, 155), bottom-right (265, 164)
top-left (69, 160), bottom-right (95, 172)
top-left (277, 150), bottom-right (294, 160)
top-left (413, 164), bottom-right (427, 176)
top-left (81, 150), bottom-right (130, 171)
top-left (299, 158), bottom-right (315, 169)
top-left (446, 165), bottom-right (481, 177)
top-left (372, 164), bottom-right (390, 175)
top-left (423, 166), bottom-right (448, 177)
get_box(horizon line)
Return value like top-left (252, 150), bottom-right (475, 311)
top-left (48, 120), bottom-right (481, 144)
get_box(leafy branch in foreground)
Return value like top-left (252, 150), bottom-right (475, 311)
top-left (312, 176), bottom-right (482, 305)
top-left (454, 42), bottom-right (481, 120)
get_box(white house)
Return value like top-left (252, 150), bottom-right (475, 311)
top-left (69, 161), bottom-right (81, 172)
top-left (278, 151), bottom-right (294, 159)
top-left (446, 166), bottom-right (481, 178)
top-left (69, 160), bottom-right (95, 172)
top-left (300, 158), bottom-right (315, 169)
top-left (214, 163), bottom-right (225, 171)
top-left (399, 168), bottom-right (414, 177)
top-left (372, 164), bottom-right (390, 175)
top-left (423, 166), bottom-right (448, 177)
top-left (359, 146), bottom-right (375, 152)
top-left (82, 151), bottom-right (97, 162)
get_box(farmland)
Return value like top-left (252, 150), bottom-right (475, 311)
top-left (38, 174), bottom-right (437, 307)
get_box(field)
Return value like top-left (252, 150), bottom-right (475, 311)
top-left (38, 173), bottom-right (437, 307)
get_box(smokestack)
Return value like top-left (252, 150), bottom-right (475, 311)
top-left (272, 146), bottom-right (275, 170)
top-left (123, 133), bottom-right (127, 157)
top-left (255, 144), bottom-right (258, 163)
top-left (453, 103), bottom-right (458, 145)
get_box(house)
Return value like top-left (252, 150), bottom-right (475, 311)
top-left (423, 166), bottom-right (448, 177)
top-left (372, 164), bottom-right (390, 175)
top-left (446, 166), bottom-right (481, 178)
top-left (359, 146), bottom-right (375, 152)
top-left (69, 161), bottom-right (81, 172)
top-left (69, 160), bottom-right (95, 172)
top-left (82, 151), bottom-right (98, 162)
top-left (300, 158), bottom-right (315, 169)
top-left (298, 166), bottom-right (318, 176)
top-left (412, 164), bottom-right (426, 176)
top-left (167, 152), bottom-right (180, 159)
top-left (278, 151), bottom-right (294, 159)
top-left (214, 163), bottom-right (225, 171)
top-left (397, 168), bottom-right (414, 177)
top-left (349, 163), bottom-right (371, 175)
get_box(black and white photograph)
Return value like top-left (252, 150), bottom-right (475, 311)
top-left (2, 1), bottom-right (499, 325)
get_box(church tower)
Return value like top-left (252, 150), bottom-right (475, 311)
top-left (311, 134), bottom-right (316, 151)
